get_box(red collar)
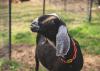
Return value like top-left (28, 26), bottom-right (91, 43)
top-left (61, 39), bottom-right (77, 64)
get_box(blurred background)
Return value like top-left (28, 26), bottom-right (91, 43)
top-left (0, 0), bottom-right (9, 66)
top-left (0, 0), bottom-right (100, 71)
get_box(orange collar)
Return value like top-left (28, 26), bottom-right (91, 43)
top-left (61, 39), bottom-right (77, 64)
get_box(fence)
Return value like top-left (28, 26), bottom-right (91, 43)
top-left (46, 0), bottom-right (99, 22)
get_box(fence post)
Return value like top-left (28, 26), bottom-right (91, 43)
top-left (43, 0), bottom-right (46, 15)
top-left (9, 0), bottom-right (12, 60)
top-left (88, 0), bottom-right (93, 22)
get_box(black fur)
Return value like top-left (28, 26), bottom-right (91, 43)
top-left (31, 14), bottom-right (83, 71)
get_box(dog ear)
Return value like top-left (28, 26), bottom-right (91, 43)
top-left (56, 25), bottom-right (70, 57)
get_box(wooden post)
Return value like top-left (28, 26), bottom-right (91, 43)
top-left (43, 0), bottom-right (46, 15)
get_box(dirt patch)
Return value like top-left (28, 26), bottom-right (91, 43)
top-left (82, 54), bottom-right (100, 71)
top-left (12, 45), bottom-right (36, 68)
top-left (0, 45), bottom-right (99, 71)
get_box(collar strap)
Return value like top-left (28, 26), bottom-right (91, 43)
top-left (61, 39), bottom-right (77, 64)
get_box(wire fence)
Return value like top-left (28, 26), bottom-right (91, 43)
top-left (11, 0), bottom-right (100, 24)
top-left (43, 0), bottom-right (99, 23)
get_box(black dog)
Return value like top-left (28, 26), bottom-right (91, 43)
top-left (30, 13), bottom-right (83, 71)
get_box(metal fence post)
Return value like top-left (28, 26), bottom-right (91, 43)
top-left (9, 0), bottom-right (12, 60)
top-left (88, 0), bottom-right (93, 22)
top-left (43, 0), bottom-right (46, 15)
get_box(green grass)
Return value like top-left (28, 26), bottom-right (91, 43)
top-left (68, 23), bottom-right (100, 55)
top-left (0, 31), bottom-right (9, 47)
top-left (67, 11), bottom-right (100, 55)
top-left (11, 2), bottom-right (100, 54)
top-left (0, 59), bottom-right (21, 71)
top-left (12, 32), bottom-right (36, 45)
top-left (0, 59), bottom-right (48, 71)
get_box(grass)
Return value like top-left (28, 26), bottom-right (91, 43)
top-left (0, 2), bottom-right (9, 47)
top-left (0, 59), bottom-right (21, 71)
top-left (68, 23), bottom-right (100, 54)
top-left (0, 58), bottom-right (47, 71)
top-left (11, 1), bottom-right (100, 55)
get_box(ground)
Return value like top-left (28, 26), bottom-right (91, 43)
top-left (11, 45), bottom-right (100, 71)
